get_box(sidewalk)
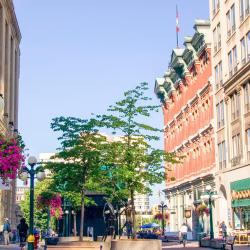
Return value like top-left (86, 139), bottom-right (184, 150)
top-left (162, 241), bottom-right (250, 249)
top-left (0, 244), bottom-right (20, 250)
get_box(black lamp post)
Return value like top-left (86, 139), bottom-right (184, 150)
top-left (62, 199), bottom-right (72, 237)
top-left (158, 201), bottom-right (167, 236)
top-left (200, 185), bottom-right (219, 240)
top-left (19, 156), bottom-right (45, 250)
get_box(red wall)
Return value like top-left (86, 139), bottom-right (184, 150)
top-left (163, 49), bottom-right (215, 186)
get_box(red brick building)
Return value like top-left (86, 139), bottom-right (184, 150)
top-left (155, 20), bottom-right (215, 238)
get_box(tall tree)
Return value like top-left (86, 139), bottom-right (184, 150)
top-left (98, 82), bottom-right (178, 236)
top-left (48, 117), bottom-right (108, 241)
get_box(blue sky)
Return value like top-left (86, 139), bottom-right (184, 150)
top-left (13, 0), bottom-right (209, 204)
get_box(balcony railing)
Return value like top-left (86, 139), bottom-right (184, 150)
top-left (231, 155), bottom-right (241, 167)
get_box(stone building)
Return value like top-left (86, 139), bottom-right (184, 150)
top-left (0, 0), bottom-right (21, 228)
top-left (155, 20), bottom-right (215, 239)
top-left (209, 0), bottom-right (250, 231)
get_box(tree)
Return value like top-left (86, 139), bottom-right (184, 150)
top-left (47, 117), bottom-right (109, 241)
top-left (98, 82), bottom-right (178, 236)
top-left (20, 179), bottom-right (53, 231)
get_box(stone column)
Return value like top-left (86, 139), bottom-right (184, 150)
top-left (0, 4), bottom-right (5, 96)
top-left (9, 36), bottom-right (15, 126)
top-left (14, 48), bottom-right (20, 129)
top-left (4, 22), bottom-right (10, 124)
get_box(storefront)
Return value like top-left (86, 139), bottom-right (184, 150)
top-left (230, 178), bottom-right (250, 244)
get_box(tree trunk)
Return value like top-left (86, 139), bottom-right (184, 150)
top-left (131, 189), bottom-right (136, 239)
top-left (79, 189), bottom-right (85, 241)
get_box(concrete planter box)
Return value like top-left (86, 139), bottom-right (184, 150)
top-left (200, 238), bottom-right (224, 249)
top-left (58, 236), bottom-right (93, 243)
top-left (111, 239), bottom-right (162, 250)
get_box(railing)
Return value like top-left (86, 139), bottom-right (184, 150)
top-left (231, 155), bottom-right (241, 167)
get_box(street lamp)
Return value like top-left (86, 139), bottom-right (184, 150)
top-left (19, 156), bottom-right (45, 250)
top-left (158, 201), bottom-right (167, 236)
top-left (200, 185), bottom-right (219, 240)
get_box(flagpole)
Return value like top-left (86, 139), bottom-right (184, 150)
top-left (176, 5), bottom-right (179, 48)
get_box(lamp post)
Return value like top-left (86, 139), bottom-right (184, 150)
top-left (158, 201), bottom-right (167, 236)
top-left (19, 156), bottom-right (46, 250)
top-left (200, 185), bottom-right (219, 240)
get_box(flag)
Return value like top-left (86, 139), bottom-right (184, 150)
top-left (176, 5), bottom-right (180, 33)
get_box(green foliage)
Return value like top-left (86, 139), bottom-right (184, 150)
top-left (97, 82), bottom-right (178, 236)
top-left (47, 117), bottom-right (110, 239)
top-left (98, 82), bottom-right (178, 196)
top-left (20, 179), bottom-right (52, 230)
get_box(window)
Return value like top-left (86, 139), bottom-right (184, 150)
top-left (233, 46), bottom-right (238, 72)
top-left (246, 0), bottom-right (250, 15)
top-left (241, 37), bottom-right (246, 64)
top-left (240, 0), bottom-right (244, 21)
top-left (219, 61), bottom-right (223, 84)
top-left (247, 32), bottom-right (250, 61)
top-left (213, 28), bottom-right (217, 53)
top-left (246, 128), bottom-right (250, 159)
top-left (227, 4), bottom-right (236, 37)
top-left (231, 4), bottom-right (236, 33)
top-left (218, 141), bottom-right (226, 169)
top-left (231, 92), bottom-right (240, 120)
top-left (227, 11), bottom-right (231, 37)
top-left (217, 101), bottom-right (225, 128)
top-left (244, 82), bottom-right (250, 112)
top-left (228, 51), bottom-right (233, 76)
top-left (215, 65), bottom-right (219, 89)
top-left (212, 0), bottom-right (220, 15)
top-left (217, 23), bottom-right (221, 49)
top-left (232, 133), bottom-right (241, 164)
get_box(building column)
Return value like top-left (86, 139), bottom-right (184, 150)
top-left (4, 22), bottom-right (10, 125)
top-left (0, 4), bottom-right (5, 97)
top-left (14, 48), bottom-right (20, 129)
top-left (9, 36), bottom-right (15, 127)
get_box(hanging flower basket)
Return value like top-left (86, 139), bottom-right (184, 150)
top-left (154, 213), bottom-right (163, 220)
top-left (36, 191), bottom-right (63, 219)
top-left (195, 203), bottom-right (209, 216)
top-left (0, 137), bottom-right (25, 183)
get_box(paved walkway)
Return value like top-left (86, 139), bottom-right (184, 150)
top-left (162, 241), bottom-right (250, 249)
top-left (0, 242), bottom-right (249, 250)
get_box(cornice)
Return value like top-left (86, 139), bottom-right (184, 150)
top-left (223, 61), bottom-right (250, 95)
top-left (1, 0), bottom-right (21, 42)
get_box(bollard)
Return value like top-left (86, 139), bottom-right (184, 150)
top-left (27, 234), bottom-right (35, 250)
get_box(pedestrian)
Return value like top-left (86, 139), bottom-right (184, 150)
top-left (220, 221), bottom-right (227, 239)
top-left (180, 223), bottom-right (188, 246)
top-left (17, 218), bottom-right (29, 250)
top-left (3, 218), bottom-right (11, 245)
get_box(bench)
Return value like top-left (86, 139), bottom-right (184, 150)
top-left (221, 236), bottom-right (236, 250)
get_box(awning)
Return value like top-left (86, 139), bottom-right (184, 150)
top-left (232, 198), bottom-right (250, 207)
top-left (230, 178), bottom-right (250, 191)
